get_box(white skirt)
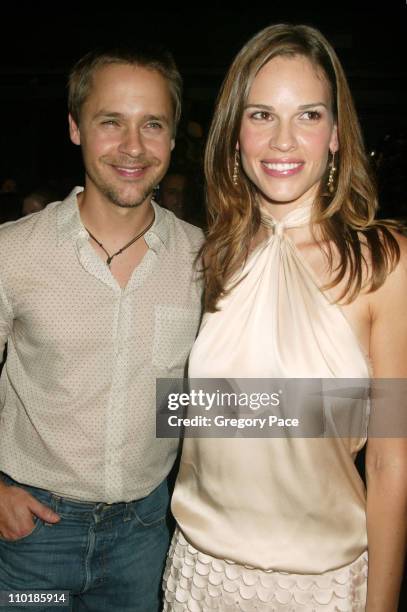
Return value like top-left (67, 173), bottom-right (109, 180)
top-left (163, 528), bottom-right (368, 612)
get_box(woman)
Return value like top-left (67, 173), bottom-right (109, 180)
top-left (164, 24), bottom-right (407, 611)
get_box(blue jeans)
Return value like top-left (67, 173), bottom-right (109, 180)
top-left (0, 474), bottom-right (171, 611)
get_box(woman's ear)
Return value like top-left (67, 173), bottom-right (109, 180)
top-left (329, 124), bottom-right (339, 154)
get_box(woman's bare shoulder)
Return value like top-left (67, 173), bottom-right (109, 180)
top-left (369, 228), bottom-right (407, 313)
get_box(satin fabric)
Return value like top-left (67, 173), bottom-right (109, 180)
top-left (164, 528), bottom-right (368, 611)
top-left (171, 200), bottom-right (370, 574)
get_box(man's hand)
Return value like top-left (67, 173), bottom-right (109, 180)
top-left (0, 481), bottom-right (60, 541)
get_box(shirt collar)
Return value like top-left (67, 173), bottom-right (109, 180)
top-left (148, 200), bottom-right (170, 250)
top-left (56, 186), bottom-right (87, 246)
top-left (56, 186), bottom-right (170, 250)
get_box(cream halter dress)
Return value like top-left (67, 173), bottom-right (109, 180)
top-left (164, 200), bottom-right (369, 611)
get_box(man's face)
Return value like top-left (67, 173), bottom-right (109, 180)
top-left (69, 63), bottom-right (175, 209)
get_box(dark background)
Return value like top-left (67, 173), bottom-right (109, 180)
top-left (1, 4), bottom-right (407, 218)
top-left (1, 3), bottom-right (406, 606)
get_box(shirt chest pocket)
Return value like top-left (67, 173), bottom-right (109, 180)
top-left (152, 304), bottom-right (200, 372)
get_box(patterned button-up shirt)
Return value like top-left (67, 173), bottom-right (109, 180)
top-left (0, 187), bottom-right (203, 503)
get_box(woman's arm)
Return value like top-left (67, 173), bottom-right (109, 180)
top-left (366, 233), bottom-right (407, 612)
top-left (366, 438), bottom-right (407, 611)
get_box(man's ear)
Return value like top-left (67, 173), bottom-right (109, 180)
top-left (170, 138), bottom-right (175, 151)
top-left (68, 113), bottom-right (81, 146)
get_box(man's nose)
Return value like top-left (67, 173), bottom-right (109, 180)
top-left (119, 127), bottom-right (145, 157)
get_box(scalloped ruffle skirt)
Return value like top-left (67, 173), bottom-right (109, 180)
top-left (163, 528), bottom-right (367, 611)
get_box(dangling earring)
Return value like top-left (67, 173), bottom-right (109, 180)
top-left (232, 150), bottom-right (240, 185)
top-left (327, 151), bottom-right (337, 194)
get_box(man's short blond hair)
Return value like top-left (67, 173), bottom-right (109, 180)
top-left (68, 46), bottom-right (182, 135)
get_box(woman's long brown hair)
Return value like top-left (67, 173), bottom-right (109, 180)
top-left (202, 24), bottom-right (401, 312)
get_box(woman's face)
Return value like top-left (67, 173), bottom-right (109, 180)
top-left (238, 54), bottom-right (338, 213)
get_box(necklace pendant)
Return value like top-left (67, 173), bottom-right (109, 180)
top-left (85, 212), bottom-right (155, 271)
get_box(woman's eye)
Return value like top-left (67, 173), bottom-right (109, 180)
top-left (301, 110), bottom-right (321, 121)
top-left (251, 111), bottom-right (272, 121)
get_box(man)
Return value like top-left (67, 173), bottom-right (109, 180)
top-left (0, 47), bottom-right (202, 611)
